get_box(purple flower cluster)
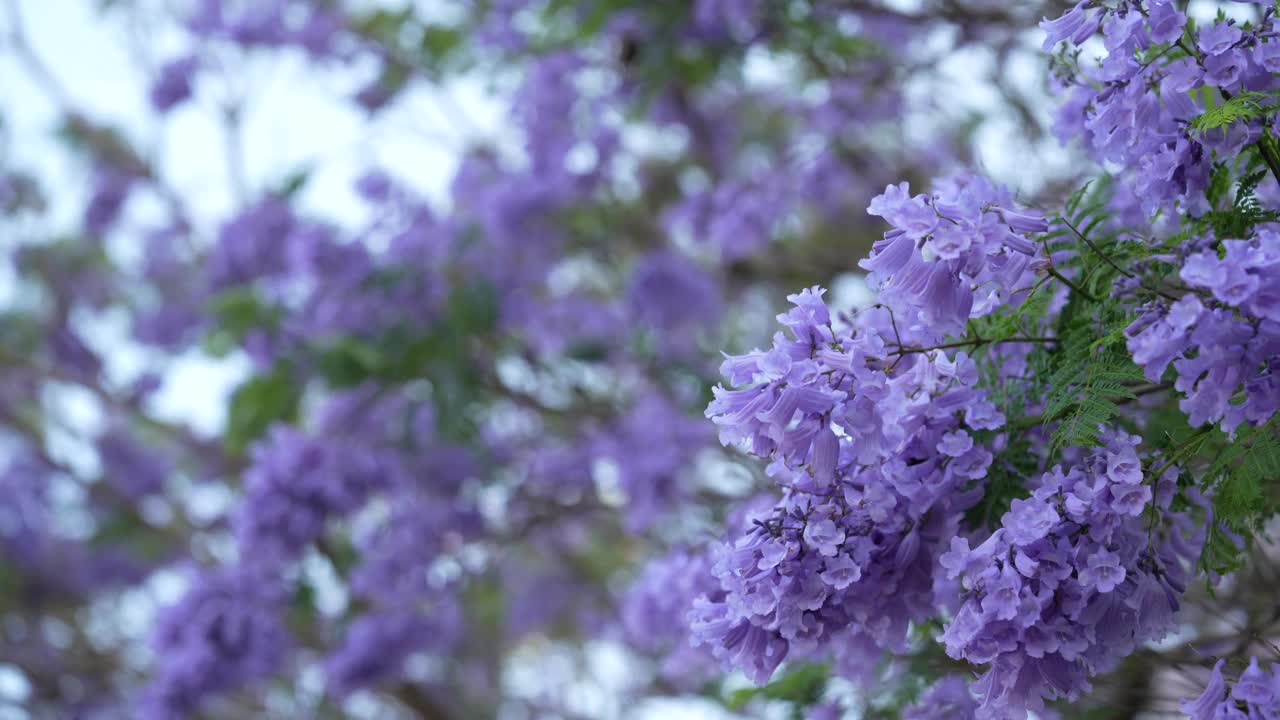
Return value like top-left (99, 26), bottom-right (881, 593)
top-left (21, 0), bottom-right (1280, 715)
top-left (626, 250), bottom-right (723, 354)
top-left (861, 176), bottom-right (1047, 336)
top-left (96, 425), bottom-right (171, 499)
top-left (1127, 229), bottom-right (1280, 432)
top-left (325, 603), bottom-right (462, 698)
top-left (234, 425), bottom-right (389, 564)
top-left (289, 236), bottom-right (440, 344)
top-left (665, 178), bottom-right (793, 261)
top-left (349, 493), bottom-right (484, 604)
top-left (1182, 657), bottom-right (1280, 719)
top-left (514, 51), bottom-right (618, 188)
top-left (208, 197), bottom-right (298, 291)
top-left (939, 432), bottom-right (1201, 717)
top-left (1048, 1), bottom-right (1280, 216)
top-left (690, 0), bottom-right (764, 42)
top-left (0, 456), bottom-right (152, 601)
top-left (621, 550), bottom-right (721, 688)
top-left (131, 226), bottom-right (206, 349)
top-left (598, 395), bottom-right (712, 530)
top-left (84, 166), bottom-right (140, 236)
top-left (186, 0), bottom-right (344, 57)
top-left (145, 385), bottom-right (481, 710)
top-left (142, 568), bottom-right (289, 719)
top-left (696, 284), bottom-right (1006, 683)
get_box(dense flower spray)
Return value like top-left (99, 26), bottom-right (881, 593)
top-left (940, 434), bottom-right (1203, 716)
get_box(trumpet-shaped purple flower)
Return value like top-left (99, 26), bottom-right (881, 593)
top-left (860, 176), bottom-right (1045, 336)
top-left (1182, 657), bottom-right (1280, 720)
top-left (1127, 230), bottom-right (1280, 434)
top-left (904, 675), bottom-right (978, 719)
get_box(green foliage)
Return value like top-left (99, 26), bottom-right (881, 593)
top-left (314, 336), bottom-right (388, 388)
top-left (56, 116), bottom-right (145, 175)
top-left (464, 578), bottom-right (506, 641)
top-left (224, 362), bottom-right (301, 455)
top-left (1042, 302), bottom-right (1138, 454)
top-left (0, 562), bottom-right (21, 603)
top-left (966, 283), bottom-right (1053, 347)
top-left (275, 166), bottom-right (313, 199)
top-left (89, 510), bottom-right (172, 562)
top-left (781, 9), bottom-right (883, 73)
top-left (291, 579), bottom-right (316, 613)
top-left (1205, 161), bottom-right (1234, 211)
top-left (1190, 91), bottom-right (1276, 134)
top-left (421, 25), bottom-right (463, 65)
top-left (313, 282), bottom-right (499, 440)
top-left (724, 663), bottom-right (828, 714)
top-left (350, 7), bottom-right (412, 38)
top-left (315, 281), bottom-right (498, 381)
top-left (1017, 178), bottom-right (1151, 455)
top-left (0, 311), bottom-right (45, 355)
top-left (320, 536), bottom-right (360, 576)
top-left (525, 0), bottom-right (883, 119)
top-left (964, 301), bottom-right (1057, 528)
top-left (1199, 417), bottom-right (1280, 575)
top-left (205, 288), bottom-right (282, 357)
top-left (540, 0), bottom-right (636, 44)
top-left (861, 681), bottom-right (929, 720)
top-left (964, 432), bottom-right (1037, 529)
top-left (1041, 315), bottom-right (1145, 454)
top-left (1034, 177), bottom-right (1280, 577)
top-left (14, 236), bottom-right (111, 281)
top-left (209, 277), bottom-right (499, 445)
top-left (1053, 180), bottom-right (1148, 299)
top-left (1199, 166), bottom-right (1280, 239)
top-left (1061, 175), bottom-right (1112, 230)
top-left (349, 6), bottom-right (467, 81)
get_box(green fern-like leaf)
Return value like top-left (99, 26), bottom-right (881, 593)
top-left (1053, 388), bottom-right (1122, 451)
top-left (1199, 417), bottom-right (1280, 575)
top-left (725, 663), bottom-right (828, 712)
top-left (1206, 161), bottom-right (1234, 210)
top-left (1190, 91), bottom-right (1275, 133)
top-left (966, 287), bottom-right (1054, 346)
top-left (1042, 299), bottom-right (1144, 453)
top-left (1196, 165), bottom-right (1280, 239)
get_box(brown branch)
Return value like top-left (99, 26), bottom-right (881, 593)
top-left (390, 683), bottom-right (454, 720)
top-left (889, 335), bottom-right (1058, 357)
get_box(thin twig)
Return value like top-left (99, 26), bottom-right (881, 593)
top-left (889, 335), bottom-right (1058, 356)
top-left (1047, 266), bottom-right (1099, 303)
top-left (1060, 215), bottom-right (1133, 278)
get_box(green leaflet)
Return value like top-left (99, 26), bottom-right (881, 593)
top-left (1201, 167), bottom-right (1280, 240)
top-left (724, 663), bottom-right (828, 715)
top-left (205, 287), bottom-right (283, 358)
top-left (1190, 90), bottom-right (1277, 134)
top-left (224, 362), bottom-right (301, 456)
top-left (1040, 286), bottom-right (1144, 454)
top-left (1199, 416), bottom-right (1280, 576)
